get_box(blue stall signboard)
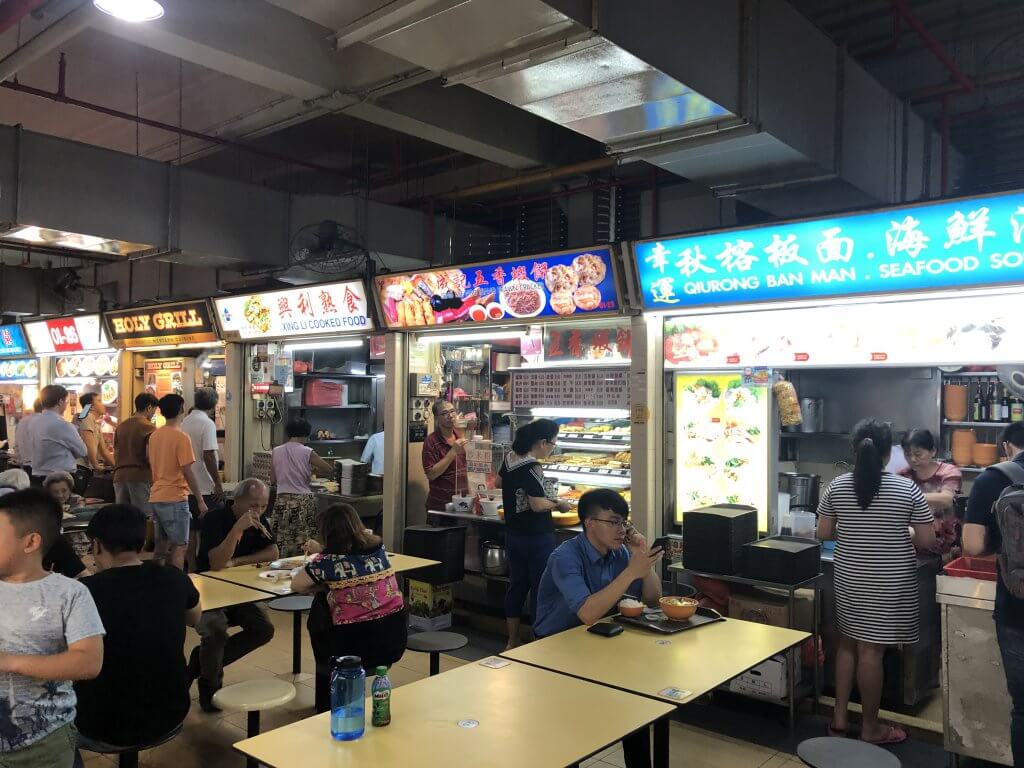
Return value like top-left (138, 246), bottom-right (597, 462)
top-left (633, 190), bottom-right (1024, 311)
top-left (0, 324), bottom-right (31, 358)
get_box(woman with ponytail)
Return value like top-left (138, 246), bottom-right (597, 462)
top-left (816, 419), bottom-right (936, 745)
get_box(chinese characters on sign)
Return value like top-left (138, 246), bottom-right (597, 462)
top-left (542, 325), bottom-right (632, 363)
top-left (214, 280), bottom-right (372, 340)
top-left (373, 247), bottom-right (619, 330)
top-left (0, 325), bottom-right (31, 358)
top-left (511, 370), bottom-right (629, 410)
top-left (634, 191), bottom-right (1024, 310)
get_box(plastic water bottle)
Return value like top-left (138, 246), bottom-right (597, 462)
top-left (330, 656), bottom-right (365, 741)
top-left (371, 666), bottom-right (392, 727)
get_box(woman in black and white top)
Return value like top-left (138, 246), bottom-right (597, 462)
top-left (817, 419), bottom-right (935, 745)
top-left (495, 418), bottom-right (571, 650)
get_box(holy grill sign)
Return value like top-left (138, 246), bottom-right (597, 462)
top-left (632, 190), bottom-right (1024, 311)
top-left (105, 300), bottom-right (220, 348)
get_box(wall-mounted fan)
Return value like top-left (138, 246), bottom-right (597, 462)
top-left (288, 220), bottom-right (367, 276)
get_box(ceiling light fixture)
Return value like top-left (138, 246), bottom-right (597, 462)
top-left (93, 0), bottom-right (165, 22)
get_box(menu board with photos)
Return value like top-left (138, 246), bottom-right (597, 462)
top-left (0, 325), bottom-right (31, 358)
top-left (374, 247), bottom-right (620, 330)
top-left (23, 314), bottom-right (109, 355)
top-left (214, 280), bottom-right (372, 340)
top-left (105, 300), bottom-right (219, 348)
top-left (512, 369), bottom-right (629, 410)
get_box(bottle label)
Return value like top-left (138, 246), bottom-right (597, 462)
top-left (372, 689), bottom-right (391, 726)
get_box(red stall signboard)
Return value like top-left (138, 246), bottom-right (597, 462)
top-left (23, 314), bottom-right (109, 356)
top-left (47, 318), bottom-right (82, 352)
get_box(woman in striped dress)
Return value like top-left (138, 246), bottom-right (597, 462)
top-left (817, 419), bottom-right (936, 745)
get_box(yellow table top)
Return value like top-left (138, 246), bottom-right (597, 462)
top-left (234, 659), bottom-right (674, 768)
top-left (201, 553), bottom-right (440, 596)
top-left (189, 574), bottom-right (270, 611)
top-left (502, 618), bottom-right (809, 705)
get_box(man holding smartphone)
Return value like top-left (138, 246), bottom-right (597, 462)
top-left (533, 488), bottom-right (664, 768)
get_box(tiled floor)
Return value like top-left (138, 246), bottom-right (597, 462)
top-left (76, 610), bottom-right (862, 767)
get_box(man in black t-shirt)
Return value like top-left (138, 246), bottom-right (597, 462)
top-left (75, 504), bottom-right (200, 749)
top-left (964, 421), bottom-right (1024, 766)
top-left (189, 478), bottom-right (277, 712)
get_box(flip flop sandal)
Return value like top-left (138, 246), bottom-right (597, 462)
top-left (863, 724), bottom-right (907, 745)
top-left (826, 722), bottom-right (847, 737)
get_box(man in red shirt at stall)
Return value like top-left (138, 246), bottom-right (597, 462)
top-left (421, 400), bottom-right (468, 512)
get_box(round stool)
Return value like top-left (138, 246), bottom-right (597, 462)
top-left (797, 737), bottom-right (901, 768)
top-left (213, 679), bottom-right (296, 768)
top-left (268, 595), bottom-right (314, 674)
top-left (79, 722), bottom-right (183, 768)
top-left (406, 631), bottom-right (468, 676)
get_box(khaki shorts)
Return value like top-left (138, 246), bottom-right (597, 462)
top-left (0, 722), bottom-right (76, 768)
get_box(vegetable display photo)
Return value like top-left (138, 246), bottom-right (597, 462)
top-left (675, 373), bottom-right (770, 531)
top-left (373, 248), bottom-right (620, 330)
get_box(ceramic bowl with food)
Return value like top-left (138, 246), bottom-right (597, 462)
top-left (660, 596), bottom-right (699, 621)
top-left (618, 597), bottom-right (644, 618)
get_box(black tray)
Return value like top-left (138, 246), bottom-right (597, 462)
top-left (615, 606), bottom-right (725, 634)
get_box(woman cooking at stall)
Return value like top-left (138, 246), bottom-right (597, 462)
top-left (422, 400), bottom-right (468, 513)
top-left (268, 417), bottom-right (337, 557)
top-left (494, 418), bottom-right (572, 650)
top-left (898, 428), bottom-right (963, 562)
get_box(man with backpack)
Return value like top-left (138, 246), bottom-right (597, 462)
top-left (964, 420), bottom-right (1024, 766)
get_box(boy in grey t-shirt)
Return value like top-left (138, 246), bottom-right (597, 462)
top-left (0, 489), bottom-right (104, 768)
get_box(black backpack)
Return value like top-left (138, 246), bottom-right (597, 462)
top-left (993, 460), bottom-right (1024, 599)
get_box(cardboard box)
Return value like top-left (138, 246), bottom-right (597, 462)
top-left (728, 589), bottom-right (814, 632)
top-left (729, 654), bottom-right (801, 700)
top-left (408, 580), bottom-right (453, 631)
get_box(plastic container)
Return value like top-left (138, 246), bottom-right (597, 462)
top-left (943, 556), bottom-right (997, 581)
top-left (743, 535), bottom-right (821, 584)
top-left (330, 656), bottom-right (365, 741)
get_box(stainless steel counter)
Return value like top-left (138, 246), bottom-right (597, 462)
top-left (937, 574), bottom-right (1012, 766)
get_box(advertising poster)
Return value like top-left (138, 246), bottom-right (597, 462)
top-left (144, 359), bottom-right (185, 399)
top-left (0, 359), bottom-right (39, 384)
top-left (674, 373), bottom-right (769, 531)
top-left (635, 190), bottom-right (1024, 311)
top-left (374, 247), bottom-right (620, 330)
top-left (215, 280), bottom-right (372, 340)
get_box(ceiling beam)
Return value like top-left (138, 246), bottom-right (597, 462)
top-left (0, 0), bottom-right (95, 83)
top-left (91, 0), bottom-right (592, 169)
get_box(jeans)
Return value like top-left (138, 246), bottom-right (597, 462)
top-left (114, 481), bottom-right (152, 516)
top-left (151, 500), bottom-right (190, 547)
top-left (997, 621), bottom-right (1024, 766)
top-left (504, 532), bottom-right (555, 621)
top-left (196, 604), bottom-right (275, 695)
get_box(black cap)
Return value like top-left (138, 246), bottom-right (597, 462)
top-left (331, 655), bottom-right (362, 669)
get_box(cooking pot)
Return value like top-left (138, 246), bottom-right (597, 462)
top-left (799, 398), bottom-right (824, 433)
top-left (480, 541), bottom-right (508, 577)
top-left (779, 472), bottom-right (820, 512)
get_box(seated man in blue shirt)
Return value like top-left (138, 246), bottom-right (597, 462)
top-left (533, 488), bottom-right (663, 768)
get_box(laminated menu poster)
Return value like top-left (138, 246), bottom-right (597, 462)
top-left (511, 369), bottom-right (629, 410)
top-left (674, 373), bottom-right (769, 531)
top-left (374, 247), bottom-right (620, 330)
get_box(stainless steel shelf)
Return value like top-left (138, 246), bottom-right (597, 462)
top-left (943, 420), bottom-right (1010, 427)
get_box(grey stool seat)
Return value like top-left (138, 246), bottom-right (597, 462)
top-left (268, 595), bottom-right (314, 674)
top-left (797, 737), bottom-right (901, 768)
top-left (83, 722), bottom-right (183, 768)
top-left (213, 679), bottom-right (296, 768)
top-left (406, 631), bottom-right (468, 676)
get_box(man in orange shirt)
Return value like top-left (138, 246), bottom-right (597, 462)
top-left (148, 394), bottom-right (208, 571)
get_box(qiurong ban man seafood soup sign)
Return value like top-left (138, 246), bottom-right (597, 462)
top-left (374, 247), bottom-right (620, 330)
top-left (634, 190), bottom-right (1024, 310)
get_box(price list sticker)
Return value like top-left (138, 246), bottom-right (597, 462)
top-left (512, 369), bottom-right (629, 410)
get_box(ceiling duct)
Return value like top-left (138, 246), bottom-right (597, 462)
top-left (357, 0), bottom-right (957, 217)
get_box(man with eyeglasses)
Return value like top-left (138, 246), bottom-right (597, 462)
top-left (532, 488), bottom-right (664, 768)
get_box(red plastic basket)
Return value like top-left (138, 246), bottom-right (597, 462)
top-left (943, 556), bottom-right (997, 581)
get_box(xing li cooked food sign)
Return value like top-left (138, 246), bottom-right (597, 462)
top-left (374, 247), bottom-right (620, 330)
top-left (214, 280), bottom-right (372, 340)
top-left (105, 300), bottom-right (219, 348)
top-left (634, 189), bottom-right (1024, 310)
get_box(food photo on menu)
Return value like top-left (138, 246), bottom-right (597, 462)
top-left (374, 249), bottom-right (618, 329)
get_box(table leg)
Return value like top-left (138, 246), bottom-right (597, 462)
top-left (247, 711), bottom-right (261, 768)
top-left (812, 581), bottom-right (820, 715)
top-left (787, 645), bottom-right (796, 737)
top-left (292, 611), bottom-right (302, 675)
top-left (429, 652), bottom-right (440, 677)
top-left (653, 716), bottom-right (669, 768)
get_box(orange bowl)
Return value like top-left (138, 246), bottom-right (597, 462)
top-left (618, 600), bottom-right (644, 618)
top-left (660, 596), bottom-right (699, 621)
